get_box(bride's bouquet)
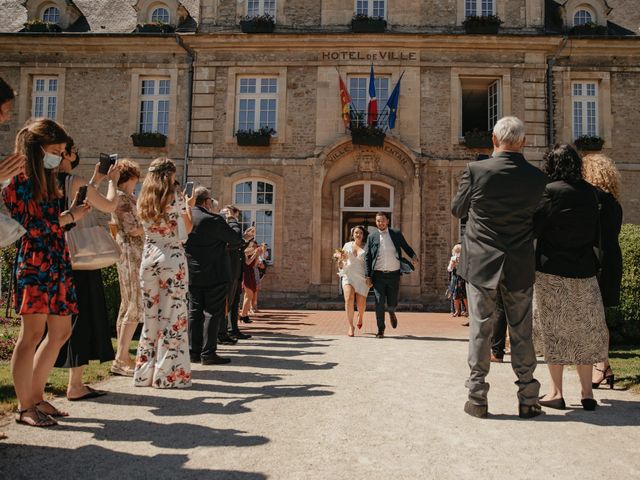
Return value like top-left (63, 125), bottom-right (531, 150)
top-left (332, 248), bottom-right (346, 263)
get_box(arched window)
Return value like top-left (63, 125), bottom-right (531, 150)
top-left (151, 6), bottom-right (171, 24)
top-left (573, 9), bottom-right (593, 26)
top-left (42, 6), bottom-right (60, 23)
top-left (340, 181), bottom-right (394, 243)
top-left (234, 179), bottom-right (275, 261)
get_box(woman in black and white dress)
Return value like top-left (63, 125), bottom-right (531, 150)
top-left (338, 225), bottom-right (370, 336)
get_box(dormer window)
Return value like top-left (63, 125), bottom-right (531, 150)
top-left (41, 5), bottom-right (60, 24)
top-left (573, 9), bottom-right (593, 26)
top-left (151, 6), bottom-right (170, 23)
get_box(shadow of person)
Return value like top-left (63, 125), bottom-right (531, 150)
top-left (222, 354), bottom-right (337, 371)
top-left (0, 444), bottom-right (267, 479)
top-left (221, 348), bottom-right (325, 358)
top-left (189, 369), bottom-right (284, 383)
top-left (386, 335), bottom-right (468, 342)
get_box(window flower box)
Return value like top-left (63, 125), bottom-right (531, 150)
top-left (131, 132), bottom-right (167, 148)
top-left (464, 130), bottom-right (493, 149)
top-left (569, 23), bottom-right (608, 36)
top-left (240, 14), bottom-right (275, 33)
top-left (351, 14), bottom-right (387, 33)
top-left (136, 23), bottom-right (175, 33)
top-left (463, 15), bottom-right (502, 34)
top-left (574, 135), bottom-right (604, 151)
top-left (23, 20), bottom-right (62, 33)
top-left (350, 124), bottom-right (386, 147)
top-left (236, 127), bottom-right (275, 146)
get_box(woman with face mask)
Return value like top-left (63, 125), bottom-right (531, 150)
top-left (2, 118), bottom-right (90, 428)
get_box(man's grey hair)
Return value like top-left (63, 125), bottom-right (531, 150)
top-left (194, 186), bottom-right (218, 209)
top-left (493, 116), bottom-right (525, 147)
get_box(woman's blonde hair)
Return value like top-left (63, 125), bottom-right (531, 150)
top-left (452, 243), bottom-right (462, 255)
top-left (137, 157), bottom-right (177, 223)
top-left (116, 158), bottom-right (141, 187)
top-left (582, 153), bottom-right (621, 201)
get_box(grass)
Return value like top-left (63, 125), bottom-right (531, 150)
top-left (608, 345), bottom-right (640, 394)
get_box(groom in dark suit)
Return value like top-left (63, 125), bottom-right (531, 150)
top-left (452, 116), bottom-right (547, 419)
top-left (364, 212), bottom-right (418, 338)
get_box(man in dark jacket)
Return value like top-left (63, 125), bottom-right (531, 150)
top-left (364, 212), bottom-right (418, 338)
top-left (185, 188), bottom-right (247, 365)
top-left (452, 116), bottom-right (548, 419)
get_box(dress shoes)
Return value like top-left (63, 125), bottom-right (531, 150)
top-left (189, 354), bottom-right (201, 363)
top-left (538, 396), bottom-right (566, 410)
top-left (518, 403), bottom-right (544, 419)
top-left (230, 330), bottom-right (252, 340)
top-left (375, 331), bottom-right (385, 338)
top-left (490, 354), bottom-right (504, 363)
top-left (389, 311), bottom-right (398, 329)
top-left (240, 315), bottom-right (253, 324)
top-left (464, 401), bottom-right (488, 419)
top-left (201, 355), bottom-right (231, 365)
top-left (581, 398), bottom-right (597, 411)
top-left (218, 334), bottom-right (238, 345)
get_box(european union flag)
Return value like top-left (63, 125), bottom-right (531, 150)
top-left (384, 72), bottom-right (404, 130)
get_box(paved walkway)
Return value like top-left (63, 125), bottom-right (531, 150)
top-left (1, 310), bottom-right (639, 479)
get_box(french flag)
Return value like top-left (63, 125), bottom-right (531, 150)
top-left (367, 64), bottom-right (378, 126)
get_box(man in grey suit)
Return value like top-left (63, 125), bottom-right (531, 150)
top-left (451, 116), bottom-right (547, 419)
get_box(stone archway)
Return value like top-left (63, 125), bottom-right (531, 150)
top-left (310, 136), bottom-right (423, 299)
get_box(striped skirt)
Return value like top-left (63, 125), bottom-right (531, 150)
top-left (533, 272), bottom-right (609, 365)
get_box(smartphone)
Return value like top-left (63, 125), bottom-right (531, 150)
top-left (98, 153), bottom-right (118, 175)
top-left (251, 221), bottom-right (255, 227)
top-left (76, 185), bottom-right (88, 205)
top-left (185, 181), bottom-right (194, 197)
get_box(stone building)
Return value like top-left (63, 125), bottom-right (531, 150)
top-left (1, 0), bottom-right (639, 308)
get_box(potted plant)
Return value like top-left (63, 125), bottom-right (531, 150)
top-left (463, 15), bottom-right (503, 34)
top-left (574, 135), bottom-right (605, 151)
top-left (240, 14), bottom-right (276, 33)
top-left (569, 22), bottom-right (608, 36)
top-left (136, 22), bottom-right (175, 33)
top-left (23, 20), bottom-right (62, 33)
top-left (464, 129), bottom-right (493, 149)
top-left (350, 122), bottom-right (386, 147)
top-left (236, 126), bottom-right (275, 146)
top-left (351, 14), bottom-right (387, 33)
top-left (131, 132), bottom-right (167, 147)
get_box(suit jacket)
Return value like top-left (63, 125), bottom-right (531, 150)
top-left (364, 228), bottom-right (416, 278)
top-left (451, 151), bottom-right (548, 290)
top-left (185, 206), bottom-right (243, 287)
top-left (597, 189), bottom-right (623, 307)
top-left (226, 217), bottom-right (250, 280)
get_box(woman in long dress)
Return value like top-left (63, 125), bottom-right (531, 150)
top-left (338, 225), bottom-right (370, 336)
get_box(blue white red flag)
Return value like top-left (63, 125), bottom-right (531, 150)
top-left (367, 64), bottom-right (378, 126)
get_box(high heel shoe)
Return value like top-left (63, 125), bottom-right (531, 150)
top-left (581, 398), bottom-right (597, 411)
top-left (592, 366), bottom-right (615, 390)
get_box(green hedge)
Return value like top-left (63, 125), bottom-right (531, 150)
top-left (102, 264), bottom-right (121, 333)
top-left (606, 224), bottom-right (640, 344)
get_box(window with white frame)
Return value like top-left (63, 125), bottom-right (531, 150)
top-left (138, 77), bottom-right (170, 135)
top-left (460, 77), bottom-right (501, 135)
top-left (234, 180), bottom-right (275, 261)
top-left (247, 0), bottom-right (276, 18)
top-left (32, 76), bottom-right (58, 120)
top-left (236, 77), bottom-right (278, 133)
top-left (348, 75), bottom-right (390, 128)
top-left (573, 9), bottom-right (593, 26)
top-left (572, 82), bottom-right (598, 139)
top-left (151, 6), bottom-right (171, 23)
top-left (42, 6), bottom-right (60, 23)
top-left (355, 0), bottom-right (386, 18)
top-left (465, 0), bottom-right (495, 17)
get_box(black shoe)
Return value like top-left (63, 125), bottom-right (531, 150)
top-left (375, 331), bottom-right (384, 338)
top-left (518, 403), bottom-right (544, 419)
top-left (201, 355), bottom-right (231, 365)
top-left (240, 316), bottom-right (253, 324)
top-left (538, 396), bottom-right (566, 410)
top-left (581, 398), bottom-right (597, 411)
top-left (389, 311), bottom-right (398, 329)
top-left (231, 330), bottom-right (252, 340)
top-left (189, 354), bottom-right (201, 363)
top-left (218, 334), bottom-right (238, 345)
top-left (464, 401), bottom-right (488, 419)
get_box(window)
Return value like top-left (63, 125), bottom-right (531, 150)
top-left (138, 78), bottom-right (170, 135)
top-left (42, 6), bottom-right (60, 23)
top-left (247, 0), bottom-right (276, 18)
top-left (349, 75), bottom-right (390, 129)
top-left (573, 9), bottom-right (593, 26)
top-left (32, 76), bottom-right (58, 120)
top-left (341, 181), bottom-right (393, 243)
top-left (465, 0), bottom-right (495, 17)
top-left (460, 77), bottom-right (501, 135)
top-left (151, 6), bottom-right (171, 23)
top-left (234, 180), bottom-right (275, 261)
top-left (355, 0), bottom-right (386, 18)
top-left (572, 82), bottom-right (598, 139)
top-left (236, 77), bottom-right (278, 133)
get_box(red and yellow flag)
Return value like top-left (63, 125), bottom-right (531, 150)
top-left (338, 74), bottom-right (352, 128)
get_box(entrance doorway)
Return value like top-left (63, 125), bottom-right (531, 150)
top-left (340, 181), bottom-right (394, 245)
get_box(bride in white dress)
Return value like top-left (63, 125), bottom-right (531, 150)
top-left (338, 225), bottom-right (370, 336)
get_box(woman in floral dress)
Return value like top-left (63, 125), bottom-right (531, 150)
top-left (134, 158), bottom-right (194, 388)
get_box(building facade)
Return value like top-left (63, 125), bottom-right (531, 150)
top-left (1, 0), bottom-right (639, 308)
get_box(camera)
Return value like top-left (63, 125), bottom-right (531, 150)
top-left (98, 153), bottom-right (118, 175)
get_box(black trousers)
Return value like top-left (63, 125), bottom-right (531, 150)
top-left (491, 289), bottom-right (508, 357)
top-left (188, 283), bottom-right (227, 360)
top-left (372, 270), bottom-right (401, 333)
top-left (226, 258), bottom-right (243, 334)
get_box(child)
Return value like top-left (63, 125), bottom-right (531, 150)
top-left (447, 244), bottom-right (469, 323)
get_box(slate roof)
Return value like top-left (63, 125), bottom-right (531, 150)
top-left (545, 0), bottom-right (637, 36)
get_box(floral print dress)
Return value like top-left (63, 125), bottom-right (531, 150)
top-left (134, 194), bottom-right (191, 388)
top-left (2, 174), bottom-right (77, 315)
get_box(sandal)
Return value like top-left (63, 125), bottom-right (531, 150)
top-left (111, 360), bottom-right (135, 377)
top-left (15, 407), bottom-right (57, 428)
top-left (35, 400), bottom-right (69, 418)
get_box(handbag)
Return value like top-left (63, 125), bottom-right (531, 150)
top-left (0, 211), bottom-right (25, 248)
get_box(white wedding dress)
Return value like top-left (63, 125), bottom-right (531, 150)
top-left (339, 241), bottom-right (370, 297)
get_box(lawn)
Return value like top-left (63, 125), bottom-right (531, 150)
top-left (608, 346), bottom-right (640, 394)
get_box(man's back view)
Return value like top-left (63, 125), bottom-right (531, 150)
top-left (451, 116), bottom-right (547, 419)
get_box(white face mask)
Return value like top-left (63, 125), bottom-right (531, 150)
top-left (41, 148), bottom-right (62, 170)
